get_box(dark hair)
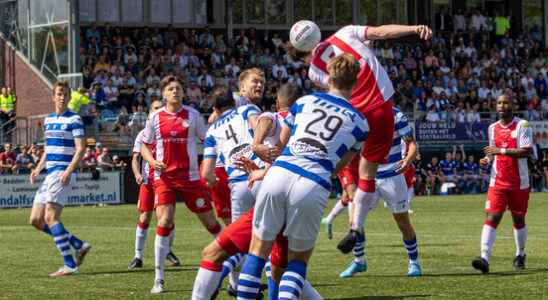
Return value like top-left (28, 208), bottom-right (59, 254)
top-left (211, 86), bottom-right (235, 110)
top-left (277, 83), bottom-right (302, 107)
top-left (285, 41), bottom-right (312, 61)
top-left (160, 75), bottom-right (182, 92)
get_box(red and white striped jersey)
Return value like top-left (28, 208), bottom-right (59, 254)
top-left (488, 117), bottom-right (532, 189)
top-left (309, 25), bottom-right (394, 113)
top-left (133, 129), bottom-right (155, 184)
top-left (143, 106), bottom-right (207, 182)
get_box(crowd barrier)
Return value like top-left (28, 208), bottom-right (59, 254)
top-left (0, 171), bottom-right (123, 208)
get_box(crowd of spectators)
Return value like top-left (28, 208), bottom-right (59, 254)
top-left (414, 145), bottom-right (548, 196)
top-left (0, 142), bottom-right (127, 175)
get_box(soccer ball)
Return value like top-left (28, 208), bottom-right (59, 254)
top-left (290, 20), bottom-right (321, 52)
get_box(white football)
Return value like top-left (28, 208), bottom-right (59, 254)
top-left (290, 20), bottom-right (321, 52)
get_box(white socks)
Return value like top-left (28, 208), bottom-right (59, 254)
top-left (325, 200), bottom-right (346, 224)
top-left (513, 226), bottom-right (527, 256)
top-left (480, 223), bottom-right (496, 262)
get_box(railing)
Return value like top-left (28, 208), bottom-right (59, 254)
top-left (0, 117), bottom-right (16, 144)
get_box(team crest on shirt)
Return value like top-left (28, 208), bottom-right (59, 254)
top-left (195, 198), bottom-right (205, 208)
top-left (181, 119), bottom-right (190, 128)
top-left (170, 131), bottom-right (178, 137)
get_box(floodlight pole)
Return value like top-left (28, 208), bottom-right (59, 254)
top-left (68, 0), bottom-right (80, 74)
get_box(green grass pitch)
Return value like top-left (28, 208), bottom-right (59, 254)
top-left (1, 193), bottom-right (547, 299)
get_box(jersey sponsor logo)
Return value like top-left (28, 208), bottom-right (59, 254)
top-left (61, 124), bottom-right (69, 130)
top-left (289, 138), bottom-right (328, 156)
top-left (228, 143), bottom-right (253, 165)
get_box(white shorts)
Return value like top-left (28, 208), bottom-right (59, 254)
top-left (33, 171), bottom-right (76, 207)
top-left (369, 174), bottom-right (409, 214)
top-left (252, 167), bottom-right (330, 252)
top-left (229, 180), bottom-right (260, 222)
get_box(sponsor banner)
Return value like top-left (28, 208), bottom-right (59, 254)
top-left (530, 121), bottom-right (548, 149)
top-left (0, 172), bottom-right (122, 208)
top-left (415, 121), bottom-right (489, 143)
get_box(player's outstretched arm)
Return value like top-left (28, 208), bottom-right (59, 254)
top-left (367, 25), bottom-right (432, 40)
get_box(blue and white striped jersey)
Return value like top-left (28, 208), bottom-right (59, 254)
top-left (43, 110), bottom-right (85, 174)
top-left (276, 92), bottom-right (369, 190)
top-left (377, 108), bottom-right (413, 179)
top-left (203, 104), bottom-right (263, 183)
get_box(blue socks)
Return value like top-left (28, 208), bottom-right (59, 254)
top-left (404, 236), bottom-right (419, 262)
top-left (265, 260), bottom-right (279, 300)
top-left (44, 224), bottom-right (83, 250)
top-left (237, 254), bottom-right (265, 299)
top-left (279, 260), bottom-right (307, 300)
top-left (50, 223), bottom-right (77, 268)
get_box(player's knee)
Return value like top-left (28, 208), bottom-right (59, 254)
top-left (201, 242), bottom-right (226, 263)
top-left (29, 217), bottom-right (44, 230)
top-left (140, 212), bottom-right (153, 225)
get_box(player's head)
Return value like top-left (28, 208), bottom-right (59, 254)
top-left (276, 83), bottom-right (302, 112)
top-left (160, 75), bottom-right (183, 105)
top-left (148, 99), bottom-right (164, 120)
top-left (496, 94), bottom-right (513, 120)
top-left (288, 20), bottom-right (321, 63)
top-left (445, 152), bottom-right (452, 161)
top-left (239, 68), bottom-right (265, 104)
top-left (52, 81), bottom-right (70, 111)
top-left (327, 53), bottom-right (360, 94)
top-left (211, 85), bottom-right (235, 112)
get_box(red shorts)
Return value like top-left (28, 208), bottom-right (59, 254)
top-left (209, 167), bottom-right (231, 219)
top-left (154, 177), bottom-right (213, 214)
top-left (486, 187), bottom-right (530, 216)
top-left (138, 183), bottom-right (155, 213)
top-left (404, 164), bottom-right (416, 188)
top-left (360, 100), bottom-right (394, 164)
top-left (217, 209), bottom-right (288, 268)
top-left (337, 155), bottom-right (360, 189)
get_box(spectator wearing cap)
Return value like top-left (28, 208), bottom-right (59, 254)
top-left (112, 155), bottom-right (127, 170)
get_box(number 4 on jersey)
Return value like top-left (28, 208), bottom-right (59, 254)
top-left (225, 124), bottom-right (238, 144)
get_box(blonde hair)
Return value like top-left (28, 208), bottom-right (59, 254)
top-left (327, 54), bottom-right (360, 91)
top-left (239, 68), bottom-right (265, 84)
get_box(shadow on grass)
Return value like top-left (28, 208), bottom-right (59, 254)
top-left (326, 295), bottom-right (431, 300)
top-left (381, 243), bottom-right (460, 248)
top-left (357, 268), bottom-right (548, 278)
top-left (79, 265), bottom-right (198, 276)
